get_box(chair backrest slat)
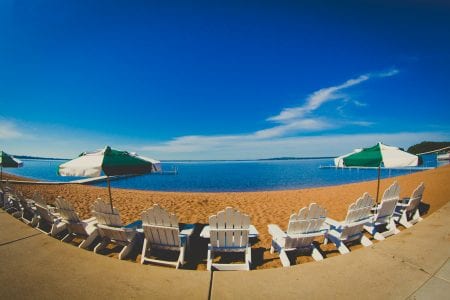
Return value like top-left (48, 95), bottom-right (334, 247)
top-left (287, 203), bottom-right (327, 235)
top-left (406, 182), bottom-right (425, 213)
top-left (55, 196), bottom-right (82, 223)
top-left (92, 199), bottom-right (123, 227)
top-left (141, 204), bottom-right (181, 248)
top-left (345, 193), bottom-right (373, 224)
top-left (209, 207), bottom-right (250, 248)
top-left (341, 193), bottom-right (373, 240)
top-left (285, 203), bottom-right (327, 249)
top-left (376, 182), bottom-right (400, 221)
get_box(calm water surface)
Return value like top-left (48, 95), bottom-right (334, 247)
top-left (6, 154), bottom-right (443, 192)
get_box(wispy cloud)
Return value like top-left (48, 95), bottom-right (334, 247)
top-left (141, 131), bottom-right (449, 160)
top-left (0, 120), bottom-right (25, 139)
top-left (267, 69), bottom-right (398, 124)
top-left (2, 69), bottom-right (406, 160)
top-left (140, 69), bottom-right (401, 158)
top-left (252, 118), bottom-right (334, 139)
top-left (267, 74), bottom-right (370, 123)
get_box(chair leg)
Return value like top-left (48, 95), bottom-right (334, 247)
top-left (399, 212), bottom-right (412, 228)
top-left (279, 249), bottom-right (291, 267)
top-left (373, 232), bottom-right (385, 241)
top-left (119, 239), bottom-right (136, 260)
top-left (79, 230), bottom-right (99, 249)
top-left (30, 216), bottom-right (39, 227)
top-left (412, 210), bottom-right (423, 224)
top-left (327, 233), bottom-right (350, 255)
top-left (177, 246), bottom-right (186, 269)
top-left (61, 233), bottom-right (73, 243)
top-left (245, 244), bottom-right (252, 267)
top-left (311, 245), bottom-right (324, 261)
top-left (94, 238), bottom-right (109, 253)
top-left (390, 219), bottom-right (400, 234)
top-left (360, 235), bottom-right (373, 247)
top-left (140, 238), bottom-right (149, 264)
top-left (50, 223), bottom-right (67, 237)
top-left (207, 245), bottom-right (212, 271)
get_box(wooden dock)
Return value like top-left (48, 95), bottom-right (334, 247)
top-left (319, 165), bottom-right (435, 171)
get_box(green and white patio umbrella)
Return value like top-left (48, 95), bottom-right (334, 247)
top-left (0, 151), bottom-right (23, 181)
top-left (335, 142), bottom-right (419, 202)
top-left (58, 146), bottom-right (161, 211)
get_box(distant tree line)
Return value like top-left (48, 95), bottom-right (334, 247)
top-left (407, 141), bottom-right (450, 154)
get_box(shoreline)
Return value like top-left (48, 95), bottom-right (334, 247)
top-left (4, 165), bottom-right (450, 270)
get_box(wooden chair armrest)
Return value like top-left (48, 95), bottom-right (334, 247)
top-left (180, 223), bottom-right (195, 237)
top-left (325, 217), bottom-right (342, 228)
top-left (84, 217), bottom-right (98, 224)
top-left (267, 224), bottom-right (287, 239)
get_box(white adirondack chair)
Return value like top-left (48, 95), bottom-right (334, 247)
top-left (394, 182), bottom-right (424, 228)
top-left (0, 185), bottom-right (6, 208)
top-left (15, 191), bottom-right (39, 226)
top-left (55, 196), bottom-right (99, 249)
top-left (324, 193), bottom-right (373, 254)
top-left (141, 204), bottom-right (194, 269)
top-left (207, 207), bottom-right (252, 271)
top-left (91, 199), bottom-right (138, 260)
top-left (4, 193), bottom-right (23, 217)
top-left (1, 182), bottom-right (16, 210)
top-left (34, 193), bottom-right (67, 237)
top-left (364, 182), bottom-right (400, 240)
top-left (268, 203), bottom-right (327, 267)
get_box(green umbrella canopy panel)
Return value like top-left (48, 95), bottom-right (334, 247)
top-left (343, 144), bottom-right (384, 167)
top-left (341, 142), bottom-right (418, 168)
top-left (0, 151), bottom-right (23, 168)
top-left (58, 146), bottom-right (161, 177)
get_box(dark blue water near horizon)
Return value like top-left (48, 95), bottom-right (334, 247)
top-left (5, 154), bottom-right (443, 192)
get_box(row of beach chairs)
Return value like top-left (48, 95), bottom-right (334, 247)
top-left (0, 181), bottom-right (425, 271)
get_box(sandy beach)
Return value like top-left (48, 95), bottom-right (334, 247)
top-left (4, 164), bottom-right (450, 270)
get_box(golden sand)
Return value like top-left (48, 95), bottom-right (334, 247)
top-left (6, 164), bottom-right (450, 270)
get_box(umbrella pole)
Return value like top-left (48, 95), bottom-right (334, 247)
top-left (375, 165), bottom-right (381, 204)
top-left (107, 176), bottom-right (113, 213)
top-left (1, 166), bottom-right (2, 182)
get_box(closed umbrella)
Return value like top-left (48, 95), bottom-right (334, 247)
top-left (58, 146), bottom-right (160, 211)
top-left (0, 151), bottom-right (23, 181)
top-left (336, 142), bottom-right (418, 203)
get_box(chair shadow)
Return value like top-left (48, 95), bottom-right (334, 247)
top-left (419, 202), bottom-right (430, 215)
top-left (181, 223), bottom-right (208, 270)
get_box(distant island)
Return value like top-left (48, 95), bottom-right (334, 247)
top-left (11, 141), bottom-right (449, 162)
top-left (14, 155), bottom-right (68, 161)
top-left (407, 141), bottom-right (450, 154)
top-left (258, 156), bottom-right (334, 161)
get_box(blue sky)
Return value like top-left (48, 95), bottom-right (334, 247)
top-left (1, 1), bottom-right (449, 159)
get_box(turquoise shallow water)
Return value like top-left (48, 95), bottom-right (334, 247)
top-left (5, 154), bottom-right (442, 192)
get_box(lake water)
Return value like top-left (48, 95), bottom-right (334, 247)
top-left (5, 154), bottom-right (443, 192)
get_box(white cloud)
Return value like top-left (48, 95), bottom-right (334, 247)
top-left (267, 74), bottom-right (370, 123)
top-left (3, 69), bottom-right (407, 160)
top-left (267, 68), bottom-right (398, 124)
top-left (140, 131), bottom-right (450, 160)
top-left (377, 69), bottom-right (400, 77)
top-left (252, 118), bottom-right (334, 139)
top-left (139, 69), bottom-right (403, 159)
top-left (0, 120), bottom-right (24, 139)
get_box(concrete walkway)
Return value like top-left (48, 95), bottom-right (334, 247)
top-left (0, 203), bottom-right (449, 299)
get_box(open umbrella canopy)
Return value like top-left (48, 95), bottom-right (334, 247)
top-left (58, 146), bottom-right (160, 177)
top-left (334, 148), bottom-right (362, 167)
top-left (337, 142), bottom-right (419, 168)
top-left (0, 151), bottom-right (23, 181)
top-left (0, 151), bottom-right (23, 168)
top-left (58, 146), bottom-right (160, 212)
top-left (336, 142), bottom-right (419, 204)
